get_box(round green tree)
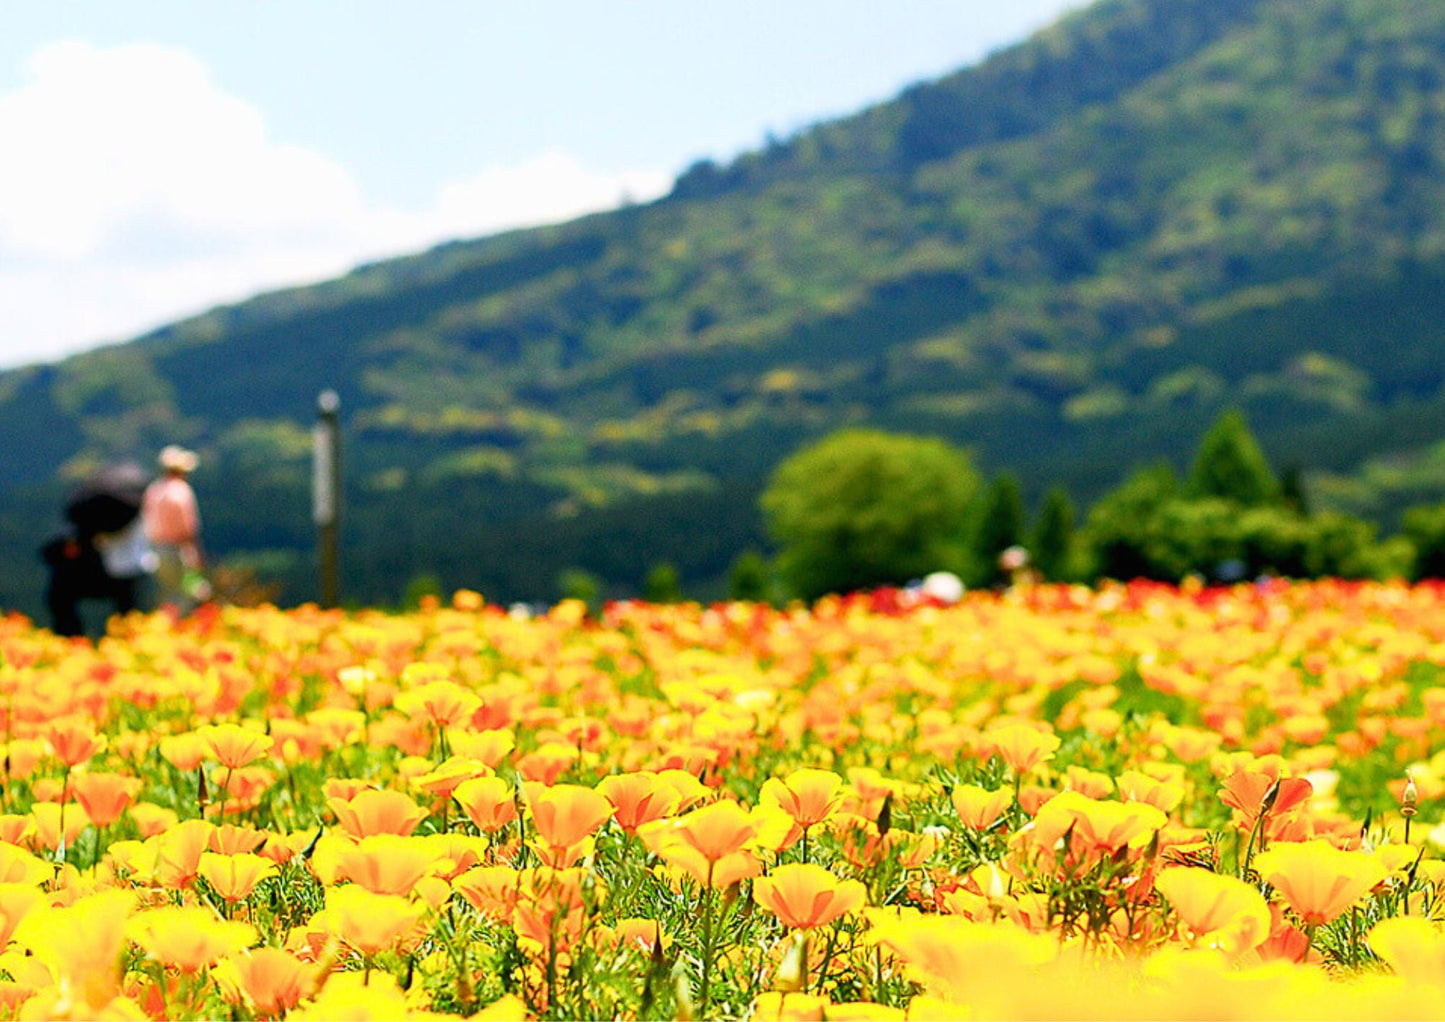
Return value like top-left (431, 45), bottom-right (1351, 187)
top-left (761, 429), bottom-right (979, 600)
top-left (1186, 408), bottom-right (1280, 507)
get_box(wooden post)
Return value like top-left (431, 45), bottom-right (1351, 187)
top-left (314, 389), bottom-right (341, 608)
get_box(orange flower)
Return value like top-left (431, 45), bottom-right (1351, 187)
top-left (753, 863), bottom-right (867, 930)
top-left (951, 784), bottom-right (1013, 831)
top-left (0, 884), bottom-right (41, 948)
top-left (1252, 839), bottom-right (1389, 927)
top-left (512, 867), bottom-right (594, 954)
top-left (597, 772), bottom-right (678, 834)
top-left (319, 884), bottom-right (427, 955)
top-left (1155, 867), bottom-right (1270, 952)
top-left (1218, 770), bottom-right (1312, 831)
top-left (209, 824), bottom-right (269, 856)
top-left (760, 769), bottom-right (845, 831)
top-left (197, 723), bottom-right (274, 769)
top-left (70, 772), bottom-right (142, 829)
top-left (411, 757), bottom-right (489, 799)
top-left (1367, 916), bottom-right (1445, 984)
top-left (337, 834), bottom-right (440, 896)
top-left (982, 724), bottom-right (1060, 775)
top-left (394, 678), bottom-right (482, 730)
top-left (229, 946), bottom-right (315, 1017)
top-left (128, 905), bottom-right (256, 973)
top-left (45, 717), bottom-right (104, 768)
top-left (1033, 792), bottom-right (1166, 856)
top-left (640, 800), bottom-right (762, 888)
top-left (328, 789), bottom-right (429, 838)
top-left (197, 852), bottom-right (278, 904)
top-left (27, 801), bottom-right (89, 853)
top-left (1115, 770), bottom-right (1185, 814)
top-left (14, 889), bottom-right (135, 1011)
top-left (130, 802), bottom-right (179, 838)
top-left (158, 732), bottom-right (208, 772)
top-left (453, 776), bottom-right (519, 833)
top-left (0, 845), bottom-right (51, 886)
top-left (154, 818), bottom-right (216, 888)
top-left (529, 784), bottom-right (614, 865)
top-left (453, 865), bottom-right (521, 922)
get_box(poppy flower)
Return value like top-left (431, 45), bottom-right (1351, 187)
top-left (1034, 791), bottom-right (1166, 855)
top-left (327, 789), bottom-right (429, 839)
top-left (760, 769), bottom-right (845, 831)
top-left (453, 775), bottom-right (519, 834)
top-left (1155, 867), bottom-right (1270, 952)
top-left (1252, 839), bottom-right (1388, 927)
top-left (318, 884), bottom-right (427, 955)
top-left (597, 772), bottom-right (678, 834)
top-left (753, 863), bottom-right (867, 930)
top-left (336, 834), bottom-right (440, 896)
top-left (27, 801), bottom-right (89, 853)
top-left (128, 905), bottom-right (257, 974)
top-left (0, 884), bottom-right (41, 948)
top-left (13, 889), bottom-right (136, 1011)
top-left (197, 723), bottom-right (274, 770)
top-left (529, 784), bottom-right (614, 867)
top-left (229, 946), bottom-right (316, 1017)
top-left (453, 865), bottom-right (521, 922)
top-left (411, 756), bottom-right (489, 799)
top-left (1218, 770), bottom-right (1312, 831)
top-left (951, 784), bottom-right (1013, 831)
top-left (982, 724), bottom-right (1060, 775)
top-left (394, 679), bottom-right (482, 730)
top-left (70, 773), bottom-right (142, 830)
top-left (1367, 916), bottom-right (1445, 984)
top-left (154, 818), bottom-right (216, 888)
top-left (158, 732), bottom-right (208, 772)
top-left (197, 852), bottom-right (278, 904)
top-left (640, 800), bottom-right (762, 888)
top-left (45, 717), bottom-right (105, 768)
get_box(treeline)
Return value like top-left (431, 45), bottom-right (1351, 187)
top-left (718, 409), bottom-right (1445, 605)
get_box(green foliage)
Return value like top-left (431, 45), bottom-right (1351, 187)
top-left (1186, 409), bottom-right (1280, 507)
top-left (642, 562), bottom-right (683, 604)
top-left (401, 571), bottom-right (444, 610)
top-left (727, 549), bottom-right (774, 603)
top-left (761, 429), bottom-right (979, 600)
top-left (1403, 503), bottom-right (1445, 579)
top-left (969, 473), bottom-right (1026, 587)
top-left (558, 568), bottom-right (602, 611)
top-left (1032, 487), bottom-right (1077, 582)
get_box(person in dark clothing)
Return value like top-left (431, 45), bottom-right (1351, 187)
top-left (39, 462), bottom-right (153, 637)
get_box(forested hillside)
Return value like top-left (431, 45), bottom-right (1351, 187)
top-left (4, 0), bottom-right (1445, 613)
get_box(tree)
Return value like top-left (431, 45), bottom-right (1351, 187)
top-left (1032, 487), bottom-right (1076, 581)
top-left (728, 549), bottom-right (773, 603)
top-left (970, 473), bottom-right (1025, 587)
top-left (761, 429), bottom-right (979, 600)
top-left (1081, 462), bottom-right (1178, 580)
top-left (642, 562), bottom-right (683, 604)
top-left (1402, 503), bottom-right (1445, 580)
top-left (1186, 409), bottom-right (1280, 507)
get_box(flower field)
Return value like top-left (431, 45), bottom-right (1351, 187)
top-left (3, 580), bottom-right (1445, 1019)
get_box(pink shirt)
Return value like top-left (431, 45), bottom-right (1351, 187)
top-left (143, 476), bottom-right (200, 546)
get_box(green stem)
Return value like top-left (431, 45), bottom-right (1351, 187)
top-left (700, 864), bottom-right (716, 1018)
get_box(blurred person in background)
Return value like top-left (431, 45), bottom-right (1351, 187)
top-left (143, 445), bottom-right (209, 612)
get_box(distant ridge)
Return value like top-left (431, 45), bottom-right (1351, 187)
top-left (3, 0), bottom-right (1445, 611)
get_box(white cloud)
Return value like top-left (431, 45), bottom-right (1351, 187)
top-left (0, 41), bottom-right (672, 368)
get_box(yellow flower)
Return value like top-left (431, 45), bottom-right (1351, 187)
top-left (129, 905), bottom-right (257, 973)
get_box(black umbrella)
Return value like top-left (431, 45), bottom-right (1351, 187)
top-left (65, 462), bottom-right (148, 535)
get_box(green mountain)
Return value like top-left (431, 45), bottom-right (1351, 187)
top-left (5, 0), bottom-right (1445, 614)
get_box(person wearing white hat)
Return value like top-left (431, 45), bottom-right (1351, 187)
top-left (143, 446), bottom-right (208, 611)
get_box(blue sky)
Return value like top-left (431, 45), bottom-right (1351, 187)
top-left (0, 1), bottom-right (1088, 368)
